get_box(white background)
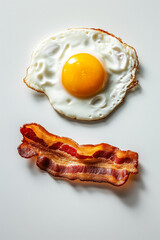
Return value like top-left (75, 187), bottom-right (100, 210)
top-left (1, 0), bottom-right (160, 239)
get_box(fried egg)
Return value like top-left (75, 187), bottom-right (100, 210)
top-left (24, 28), bottom-right (138, 120)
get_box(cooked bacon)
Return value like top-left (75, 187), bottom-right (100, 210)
top-left (18, 123), bottom-right (138, 186)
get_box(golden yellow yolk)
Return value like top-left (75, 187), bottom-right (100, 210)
top-left (62, 53), bottom-right (107, 98)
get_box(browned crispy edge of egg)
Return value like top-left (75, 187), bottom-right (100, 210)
top-left (24, 28), bottom-right (139, 121)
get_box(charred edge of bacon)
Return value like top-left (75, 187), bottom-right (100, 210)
top-left (36, 156), bottom-right (129, 186)
top-left (17, 123), bottom-right (139, 186)
top-left (19, 125), bottom-right (138, 166)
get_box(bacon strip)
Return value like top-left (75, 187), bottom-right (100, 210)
top-left (18, 123), bottom-right (138, 186)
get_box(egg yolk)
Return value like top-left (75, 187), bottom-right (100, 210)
top-left (62, 53), bottom-right (107, 98)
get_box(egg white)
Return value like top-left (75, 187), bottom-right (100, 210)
top-left (25, 28), bottom-right (138, 120)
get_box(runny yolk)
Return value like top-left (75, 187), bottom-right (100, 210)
top-left (61, 53), bottom-right (107, 98)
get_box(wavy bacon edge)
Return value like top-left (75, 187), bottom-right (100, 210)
top-left (18, 123), bottom-right (138, 186)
